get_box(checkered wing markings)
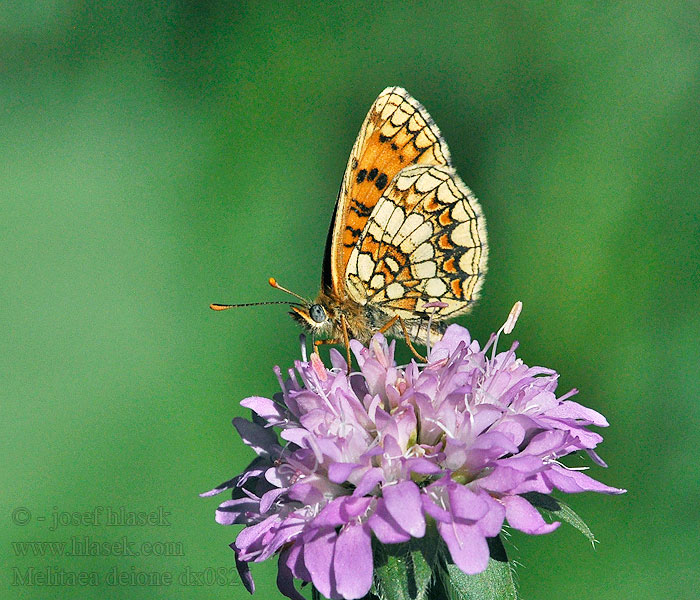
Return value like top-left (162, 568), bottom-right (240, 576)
top-left (345, 165), bottom-right (488, 321)
top-left (324, 87), bottom-right (452, 296)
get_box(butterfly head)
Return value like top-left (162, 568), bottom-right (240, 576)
top-left (268, 278), bottom-right (335, 335)
top-left (289, 302), bottom-right (332, 333)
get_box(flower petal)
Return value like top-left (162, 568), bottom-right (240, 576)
top-left (430, 323), bottom-right (472, 361)
top-left (314, 498), bottom-right (347, 528)
top-left (241, 395), bottom-right (287, 424)
top-left (259, 488), bottom-right (286, 514)
top-left (368, 499), bottom-right (411, 543)
top-left (352, 467), bottom-right (384, 496)
top-left (546, 400), bottom-right (609, 426)
top-left (233, 547), bottom-right (254, 594)
top-left (382, 481), bottom-right (425, 537)
top-left (233, 417), bottom-right (279, 457)
top-left (586, 448), bottom-right (608, 467)
top-left (502, 495), bottom-right (560, 534)
top-left (199, 475), bottom-right (240, 497)
top-left (546, 465), bottom-right (626, 494)
top-left (405, 457), bottom-right (443, 475)
top-left (329, 348), bottom-right (348, 372)
top-left (328, 462), bottom-right (360, 484)
top-left (474, 491), bottom-right (506, 537)
top-left (215, 498), bottom-right (260, 525)
top-left (421, 493), bottom-right (452, 523)
top-left (277, 548), bottom-right (306, 600)
top-left (303, 529), bottom-right (337, 599)
top-left (286, 541), bottom-right (312, 584)
top-left (278, 427), bottom-right (309, 447)
top-left (448, 484), bottom-right (488, 522)
top-left (438, 520), bottom-right (490, 575)
top-left (478, 455), bottom-right (546, 493)
top-left (334, 524), bottom-right (373, 599)
top-left (235, 514), bottom-right (279, 555)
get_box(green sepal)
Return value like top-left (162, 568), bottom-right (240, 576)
top-left (520, 492), bottom-right (596, 544)
top-left (435, 536), bottom-right (519, 600)
top-left (371, 525), bottom-right (441, 600)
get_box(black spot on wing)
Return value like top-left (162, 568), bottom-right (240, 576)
top-left (350, 199), bottom-right (372, 217)
top-left (375, 173), bottom-right (388, 190)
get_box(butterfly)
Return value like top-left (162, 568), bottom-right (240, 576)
top-left (212, 87), bottom-right (487, 360)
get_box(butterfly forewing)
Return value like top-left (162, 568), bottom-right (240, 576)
top-left (345, 164), bottom-right (487, 322)
top-left (325, 87), bottom-right (452, 296)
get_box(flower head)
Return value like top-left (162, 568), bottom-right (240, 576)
top-left (203, 318), bottom-right (624, 600)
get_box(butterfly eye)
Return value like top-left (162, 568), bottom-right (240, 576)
top-left (309, 304), bottom-right (326, 323)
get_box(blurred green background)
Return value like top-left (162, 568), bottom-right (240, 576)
top-left (2, 2), bottom-right (699, 599)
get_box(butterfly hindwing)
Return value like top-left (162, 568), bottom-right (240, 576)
top-left (324, 87), bottom-right (452, 296)
top-left (345, 164), bottom-right (488, 321)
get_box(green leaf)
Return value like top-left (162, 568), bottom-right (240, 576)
top-left (436, 536), bottom-right (519, 600)
top-left (372, 528), bottom-right (441, 600)
top-left (520, 492), bottom-right (596, 544)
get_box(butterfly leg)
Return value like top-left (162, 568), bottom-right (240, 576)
top-left (398, 317), bottom-right (427, 362)
top-left (314, 338), bottom-right (341, 353)
top-left (378, 316), bottom-right (427, 362)
top-left (341, 315), bottom-right (352, 373)
top-left (377, 315), bottom-right (399, 334)
top-left (312, 317), bottom-right (352, 373)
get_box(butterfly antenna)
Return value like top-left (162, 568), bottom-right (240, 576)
top-left (209, 301), bottom-right (293, 311)
top-left (268, 277), bottom-right (308, 303)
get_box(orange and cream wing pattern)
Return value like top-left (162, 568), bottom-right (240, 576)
top-left (325, 87), bottom-right (451, 296)
top-left (345, 164), bottom-right (487, 320)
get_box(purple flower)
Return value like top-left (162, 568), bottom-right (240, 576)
top-left (203, 314), bottom-right (625, 600)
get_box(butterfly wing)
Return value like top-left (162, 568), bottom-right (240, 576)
top-left (323, 87), bottom-right (452, 296)
top-left (345, 164), bottom-right (487, 325)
